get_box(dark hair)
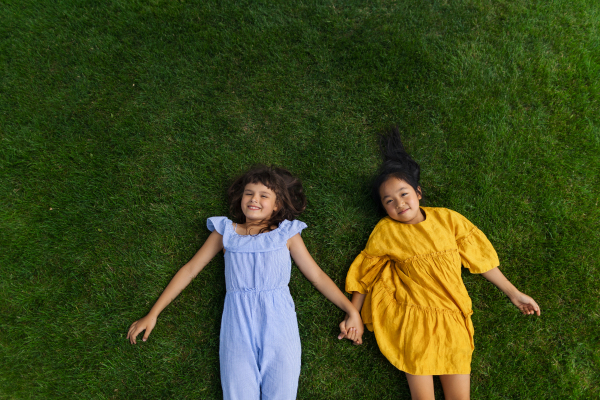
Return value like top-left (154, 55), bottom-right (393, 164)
top-left (228, 165), bottom-right (307, 233)
top-left (372, 127), bottom-right (422, 214)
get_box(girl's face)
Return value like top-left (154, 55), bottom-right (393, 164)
top-left (379, 177), bottom-right (424, 224)
top-left (241, 182), bottom-right (278, 223)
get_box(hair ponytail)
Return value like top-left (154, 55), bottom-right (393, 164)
top-left (372, 127), bottom-right (422, 214)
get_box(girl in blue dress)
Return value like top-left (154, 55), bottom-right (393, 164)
top-left (127, 165), bottom-right (363, 399)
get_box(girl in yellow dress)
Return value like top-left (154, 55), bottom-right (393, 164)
top-left (338, 128), bottom-right (540, 399)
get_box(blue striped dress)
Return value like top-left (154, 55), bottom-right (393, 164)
top-left (207, 217), bottom-right (306, 400)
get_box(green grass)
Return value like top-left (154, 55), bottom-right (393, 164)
top-left (1, 0), bottom-right (599, 398)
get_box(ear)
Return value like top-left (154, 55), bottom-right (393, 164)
top-left (417, 186), bottom-right (422, 200)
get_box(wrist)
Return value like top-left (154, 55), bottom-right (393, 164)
top-left (505, 287), bottom-right (520, 300)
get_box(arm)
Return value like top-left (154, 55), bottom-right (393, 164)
top-left (481, 267), bottom-right (540, 316)
top-left (127, 230), bottom-right (224, 344)
top-left (287, 234), bottom-right (364, 344)
top-left (349, 291), bottom-right (366, 313)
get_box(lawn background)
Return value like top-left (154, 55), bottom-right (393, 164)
top-left (1, 0), bottom-right (599, 398)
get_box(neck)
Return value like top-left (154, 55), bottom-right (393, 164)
top-left (241, 219), bottom-right (270, 234)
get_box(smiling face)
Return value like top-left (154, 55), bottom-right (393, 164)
top-left (241, 182), bottom-right (279, 223)
top-left (379, 177), bottom-right (424, 224)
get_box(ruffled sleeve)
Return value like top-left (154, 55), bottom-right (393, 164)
top-left (452, 212), bottom-right (499, 274)
top-left (207, 216), bottom-right (230, 235)
top-left (345, 251), bottom-right (390, 294)
top-left (278, 219), bottom-right (307, 240)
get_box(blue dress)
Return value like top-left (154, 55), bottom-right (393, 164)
top-left (207, 217), bottom-right (307, 400)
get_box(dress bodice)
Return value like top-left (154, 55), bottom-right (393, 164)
top-left (207, 217), bottom-right (307, 292)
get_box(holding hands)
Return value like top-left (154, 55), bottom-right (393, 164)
top-left (338, 311), bottom-right (364, 345)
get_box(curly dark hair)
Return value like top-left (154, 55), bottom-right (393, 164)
top-left (372, 127), bottom-right (422, 215)
top-left (227, 165), bottom-right (307, 233)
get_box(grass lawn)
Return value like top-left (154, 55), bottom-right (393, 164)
top-left (1, 0), bottom-right (599, 398)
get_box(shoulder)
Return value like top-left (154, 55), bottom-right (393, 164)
top-left (365, 217), bottom-right (397, 245)
top-left (206, 216), bottom-right (233, 235)
top-left (425, 207), bottom-right (477, 239)
top-left (371, 216), bottom-right (394, 232)
top-left (278, 219), bottom-right (308, 239)
top-left (423, 207), bottom-right (472, 224)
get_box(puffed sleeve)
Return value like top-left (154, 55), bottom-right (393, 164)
top-left (345, 219), bottom-right (393, 294)
top-left (345, 251), bottom-right (390, 294)
top-left (207, 216), bottom-right (230, 235)
top-left (452, 212), bottom-right (499, 274)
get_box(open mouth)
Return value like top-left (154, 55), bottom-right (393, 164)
top-left (247, 206), bottom-right (261, 211)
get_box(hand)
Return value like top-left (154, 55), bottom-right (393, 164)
top-left (127, 314), bottom-right (157, 344)
top-left (338, 312), bottom-right (364, 345)
top-left (509, 291), bottom-right (541, 316)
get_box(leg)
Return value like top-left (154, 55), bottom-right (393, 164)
top-left (405, 373), bottom-right (435, 400)
top-left (439, 374), bottom-right (470, 400)
top-left (220, 347), bottom-right (260, 400)
top-left (258, 298), bottom-right (302, 400)
top-left (219, 300), bottom-right (261, 400)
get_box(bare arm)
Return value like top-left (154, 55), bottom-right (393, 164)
top-left (127, 230), bottom-right (224, 344)
top-left (287, 234), bottom-right (364, 344)
top-left (350, 291), bottom-right (366, 313)
top-left (481, 267), bottom-right (540, 316)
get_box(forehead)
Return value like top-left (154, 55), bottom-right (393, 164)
top-left (244, 182), bottom-right (275, 194)
top-left (379, 177), bottom-right (414, 196)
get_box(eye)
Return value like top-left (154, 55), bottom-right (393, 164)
top-left (386, 199), bottom-right (393, 204)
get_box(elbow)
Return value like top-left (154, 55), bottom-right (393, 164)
top-left (181, 263), bottom-right (200, 281)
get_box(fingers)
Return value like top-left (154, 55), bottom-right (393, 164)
top-left (349, 327), bottom-right (356, 341)
top-left (347, 327), bottom-right (358, 342)
top-left (530, 299), bottom-right (541, 316)
top-left (519, 296), bottom-right (541, 316)
top-left (127, 321), bottom-right (147, 345)
top-left (339, 326), bottom-right (358, 342)
top-left (142, 326), bottom-right (153, 342)
top-left (338, 321), bottom-right (347, 340)
top-left (523, 303), bottom-right (540, 316)
top-left (127, 322), bottom-right (138, 344)
top-left (131, 326), bottom-right (143, 345)
top-left (352, 330), bottom-right (363, 345)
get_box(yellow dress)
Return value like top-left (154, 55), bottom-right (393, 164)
top-left (345, 207), bottom-right (499, 375)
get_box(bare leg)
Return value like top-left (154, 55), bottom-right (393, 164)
top-left (439, 374), bottom-right (470, 400)
top-left (405, 373), bottom-right (435, 400)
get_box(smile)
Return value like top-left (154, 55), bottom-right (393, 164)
top-left (398, 208), bottom-right (409, 214)
top-left (247, 206), bottom-right (261, 210)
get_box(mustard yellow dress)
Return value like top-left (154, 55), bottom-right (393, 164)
top-left (346, 207), bottom-right (499, 375)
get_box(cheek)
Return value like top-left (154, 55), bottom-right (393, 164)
top-left (384, 207), bottom-right (397, 219)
